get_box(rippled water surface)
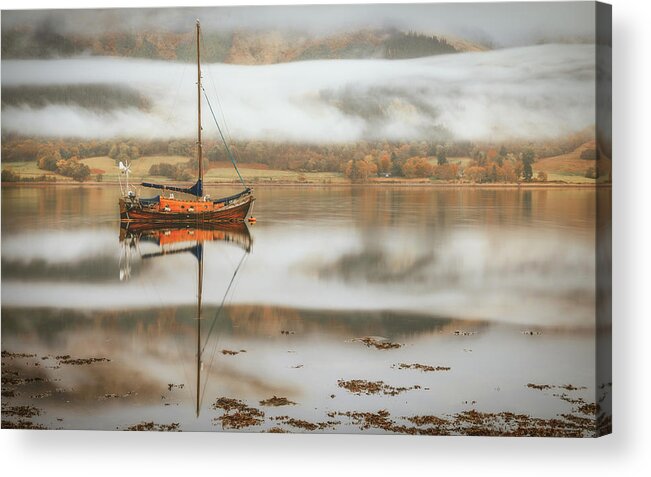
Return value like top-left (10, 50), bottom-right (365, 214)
top-left (1, 185), bottom-right (610, 435)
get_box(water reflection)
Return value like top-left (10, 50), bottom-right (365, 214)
top-left (1, 186), bottom-right (610, 434)
top-left (119, 222), bottom-right (252, 417)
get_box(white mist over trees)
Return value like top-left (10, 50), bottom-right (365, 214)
top-left (1, 44), bottom-right (595, 143)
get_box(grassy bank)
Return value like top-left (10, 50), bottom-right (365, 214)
top-left (2, 152), bottom-right (609, 186)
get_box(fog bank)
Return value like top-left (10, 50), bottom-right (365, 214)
top-left (1, 44), bottom-right (596, 142)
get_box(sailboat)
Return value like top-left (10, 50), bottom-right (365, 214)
top-left (119, 20), bottom-right (255, 224)
top-left (119, 221), bottom-right (252, 416)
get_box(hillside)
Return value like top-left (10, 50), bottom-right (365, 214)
top-left (534, 141), bottom-right (612, 181)
top-left (1, 27), bottom-right (485, 64)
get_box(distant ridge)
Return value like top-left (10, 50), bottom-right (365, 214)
top-left (1, 27), bottom-right (489, 64)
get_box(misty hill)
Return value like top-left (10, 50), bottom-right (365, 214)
top-left (1, 27), bottom-right (483, 64)
top-left (1, 84), bottom-right (151, 112)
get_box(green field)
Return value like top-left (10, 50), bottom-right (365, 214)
top-left (425, 156), bottom-right (473, 168)
top-left (537, 172), bottom-right (592, 184)
top-left (80, 155), bottom-right (191, 181)
top-left (203, 167), bottom-right (345, 184)
top-left (3, 156), bottom-right (347, 184)
top-left (2, 161), bottom-right (62, 180)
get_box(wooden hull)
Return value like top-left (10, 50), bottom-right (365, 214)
top-left (120, 195), bottom-right (254, 223)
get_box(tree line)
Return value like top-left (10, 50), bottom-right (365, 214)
top-left (342, 145), bottom-right (546, 183)
top-left (1, 130), bottom-right (593, 183)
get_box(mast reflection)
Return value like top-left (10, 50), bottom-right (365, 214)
top-left (119, 222), bottom-right (252, 416)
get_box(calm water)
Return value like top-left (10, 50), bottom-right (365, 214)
top-left (1, 185), bottom-right (609, 434)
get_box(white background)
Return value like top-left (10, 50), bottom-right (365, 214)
top-left (1, 0), bottom-right (649, 475)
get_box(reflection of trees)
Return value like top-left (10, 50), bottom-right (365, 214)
top-left (327, 186), bottom-right (599, 298)
top-left (346, 186), bottom-right (598, 230)
top-left (317, 248), bottom-right (434, 284)
top-left (220, 305), bottom-right (477, 342)
top-left (5, 185), bottom-right (600, 233)
top-left (2, 305), bottom-right (466, 354)
top-left (522, 190), bottom-right (532, 219)
top-left (1, 302), bottom-right (479, 417)
top-left (4, 186), bottom-right (116, 232)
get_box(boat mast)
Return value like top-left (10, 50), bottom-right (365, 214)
top-left (196, 20), bottom-right (204, 417)
top-left (196, 19), bottom-right (203, 188)
top-left (196, 245), bottom-right (203, 417)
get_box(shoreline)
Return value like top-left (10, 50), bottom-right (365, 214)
top-left (1, 180), bottom-right (611, 189)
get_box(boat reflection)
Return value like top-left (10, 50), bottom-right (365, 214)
top-left (119, 222), bottom-right (252, 253)
top-left (118, 222), bottom-right (252, 416)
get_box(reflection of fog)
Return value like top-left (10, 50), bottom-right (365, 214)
top-left (2, 43), bottom-right (595, 142)
top-left (2, 187), bottom-right (600, 328)
top-left (2, 224), bottom-right (595, 327)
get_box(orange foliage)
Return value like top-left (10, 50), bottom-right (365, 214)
top-left (378, 152), bottom-right (391, 174)
top-left (463, 162), bottom-right (518, 183)
top-left (344, 157), bottom-right (378, 182)
top-left (486, 148), bottom-right (498, 160)
top-left (402, 157), bottom-right (433, 178)
top-left (432, 163), bottom-right (459, 181)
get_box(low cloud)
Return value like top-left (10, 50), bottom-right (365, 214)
top-left (1, 43), bottom-right (596, 142)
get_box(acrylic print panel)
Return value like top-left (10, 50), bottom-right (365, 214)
top-left (0, 2), bottom-right (611, 436)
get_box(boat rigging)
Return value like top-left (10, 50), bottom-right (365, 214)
top-left (119, 20), bottom-right (255, 224)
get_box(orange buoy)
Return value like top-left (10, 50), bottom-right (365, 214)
top-left (248, 217), bottom-right (257, 223)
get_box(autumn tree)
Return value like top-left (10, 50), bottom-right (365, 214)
top-left (514, 161), bottom-right (523, 182)
top-left (37, 147), bottom-right (62, 172)
top-left (344, 157), bottom-right (378, 182)
top-left (55, 157), bottom-right (91, 182)
top-left (378, 152), bottom-right (391, 175)
top-left (499, 162), bottom-right (518, 183)
top-left (464, 165), bottom-right (487, 183)
top-left (402, 157), bottom-right (433, 178)
top-left (433, 163), bottom-right (459, 181)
